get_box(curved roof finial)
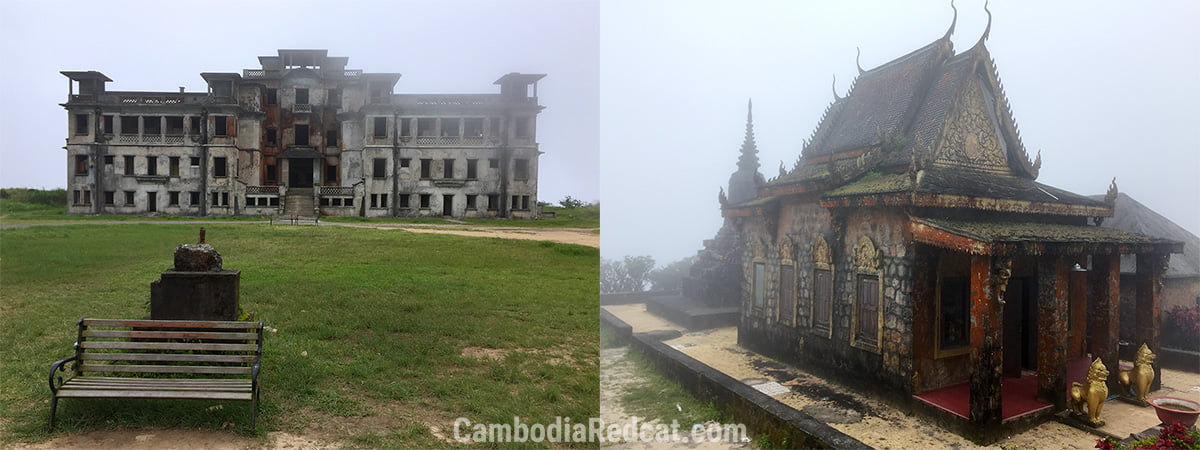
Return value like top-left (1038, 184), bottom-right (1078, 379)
top-left (832, 74), bottom-right (841, 100)
top-left (976, 0), bottom-right (992, 46)
top-left (856, 47), bottom-right (865, 74)
top-left (943, 0), bottom-right (957, 41)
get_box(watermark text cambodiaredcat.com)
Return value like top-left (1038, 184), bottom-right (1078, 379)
top-left (453, 417), bottom-right (748, 444)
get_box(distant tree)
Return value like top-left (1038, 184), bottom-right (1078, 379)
top-left (648, 255), bottom-right (697, 291)
top-left (600, 255), bottom-right (656, 293)
top-left (559, 195), bottom-right (585, 209)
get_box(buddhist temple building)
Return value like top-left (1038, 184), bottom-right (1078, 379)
top-left (719, 6), bottom-right (1184, 442)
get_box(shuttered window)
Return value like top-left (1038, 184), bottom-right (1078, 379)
top-left (856, 275), bottom-right (880, 346)
top-left (813, 269), bottom-right (832, 330)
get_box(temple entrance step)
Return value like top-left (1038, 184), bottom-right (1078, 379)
top-left (282, 188), bottom-right (315, 218)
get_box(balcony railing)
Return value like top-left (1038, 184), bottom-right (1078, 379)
top-left (243, 69), bottom-right (266, 78)
top-left (343, 70), bottom-right (362, 78)
top-left (292, 104), bottom-right (312, 113)
top-left (67, 92), bottom-right (232, 105)
top-left (401, 135), bottom-right (496, 147)
top-left (246, 186), bottom-right (280, 195)
top-left (318, 186), bottom-right (355, 197)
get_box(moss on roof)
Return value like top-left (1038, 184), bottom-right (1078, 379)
top-left (919, 218), bottom-right (1178, 245)
top-left (826, 171), bottom-right (913, 196)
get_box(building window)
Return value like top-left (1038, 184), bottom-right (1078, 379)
top-left (373, 117), bottom-right (387, 138)
top-left (266, 128), bottom-right (277, 146)
top-left (778, 264), bottom-right (795, 326)
top-left (326, 129), bottom-right (338, 147)
top-left (490, 117), bottom-right (502, 136)
top-left (812, 269), bottom-right (832, 332)
top-left (489, 158), bottom-right (499, 169)
top-left (213, 116), bottom-right (228, 136)
top-left (487, 194), bottom-right (499, 211)
top-left (75, 114), bottom-right (88, 135)
top-left (464, 118), bottom-right (484, 137)
top-left (104, 191), bottom-right (115, 205)
top-left (521, 195), bottom-right (530, 210)
top-left (146, 192), bottom-right (156, 212)
top-left (213, 156), bottom-right (227, 177)
top-left (514, 159), bottom-right (529, 180)
top-left (169, 157), bottom-right (180, 177)
top-left (125, 191), bottom-right (135, 205)
top-left (104, 155), bottom-right (113, 165)
top-left (373, 158), bottom-right (386, 179)
top-left (417, 118), bottom-right (435, 136)
top-left (420, 159), bottom-right (431, 179)
top-left (190, 156), bottom-right (200, 167)
top-left (166, 116), bottom-right (184, 135)
top-left (325, 164), bottom-right (338, 183)
top-left (211, 192), bottom-right (230, 207)
top-left (265, 88), bottom-right (277, 105)
top-left (146, 156), bottom-right (157, 176)
top-left (515, 116), bottom-right (532, 138)
top-left (467, 159), bottom-right (478, 179)
top-left (441, 118), bottom-right (461, 137)
top-left (103, 115), bottom-right (114, 134)
top-left (72, 190), bottom-right (79, 205)
top-left (295, 88), bottom-right (309, 105)
top-left (511, 195), bottom-right (520, 210)
top-left (328, 88), bottom-right (341, 107)
top-left (399, 158), bottom-right (411, 168)
top-left (419, 194), bottom-right (431, 209)
top-left (443, 159), bottom-right (454, 178)
top-left (851, 236), bottom-right (882, 350)
top-left (143, 116), bottom-right (161, 135)
top-left (120, 116), bottom-right (138, 135)
top-left (466, 194), bottom-right (477, 209)
top-left (398, 195), bottom-right (410, 208)
top-left (168, 191), bottom-right (180, 206)
top-left (753, 263), bottom-right (766, 308)
top-left (370, 194), bottom-right (388, 208)
top-left (189, 191), bottom-right (200, 206)
top-left (124, 155), bottom-right (134, 175)
top-left (266, 164), bottom-right (277, 184)
top-left (295, 124), bottom-right (309, 146)
top-left (937, 277), bottom-right (970, 355)
top-left (74, 155), bottom-right (88, 175)
top-left (400, 118), bottom-right (412, 137)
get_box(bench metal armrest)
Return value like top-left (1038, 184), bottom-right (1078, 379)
top-left (48, 356), bottom-right (77, 394)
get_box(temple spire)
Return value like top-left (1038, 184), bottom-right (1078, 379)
top-left (728, 99), bottom-right (763, 204)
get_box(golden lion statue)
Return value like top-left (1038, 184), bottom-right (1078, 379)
top-left (1119, 344), bottom-right (1156, 403)
top-left (1070, 357), bottom-right (1109, 426)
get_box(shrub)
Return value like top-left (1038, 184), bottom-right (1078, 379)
top-left (1162, 304), bottom-right (1200, 351)
top-left (1096, 422), bottom-right (1199, 449)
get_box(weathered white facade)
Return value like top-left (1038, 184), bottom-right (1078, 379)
top-left (63, 49), bottom-right (544, 218)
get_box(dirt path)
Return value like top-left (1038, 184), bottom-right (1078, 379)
top-left (6, 430), bottom-right (335, 450)
top-left (328, 222), bottom-right (599, 248)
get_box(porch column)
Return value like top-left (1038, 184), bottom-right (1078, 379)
top-left (1089, 253), bottom-right (1121, 392)
top-left (969, 255), bottom-right (1002, 429)
top-left (1036, 255), bottom-right (1069, 408)
top-left (1135, 253), bottom-right (1167, 391)
top-left (1068, 256), bottom-right (1088, 358)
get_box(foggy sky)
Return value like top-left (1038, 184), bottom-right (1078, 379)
top-left (0, 0), bottom-right (599, 205)
top-left (600, 0), bottom-right (1200, 267)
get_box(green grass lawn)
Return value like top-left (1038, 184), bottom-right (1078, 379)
top-left (0, 223), bottom-right (598, 447)
top-left (0, 201), bottom-right (266, 224)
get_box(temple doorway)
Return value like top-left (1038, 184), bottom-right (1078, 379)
top-left (1002, 277), bottom-right (1037, 378)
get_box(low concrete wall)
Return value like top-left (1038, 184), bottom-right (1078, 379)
top-left (600, 290), bottom-right (680, 306)
top-left (1161, 347), bottom-right (1200, 373)
top-left (601, 310), bottom-right (868, 449)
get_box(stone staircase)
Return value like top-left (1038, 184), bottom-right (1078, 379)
top-left (283, 188), bottom-right (315, 218)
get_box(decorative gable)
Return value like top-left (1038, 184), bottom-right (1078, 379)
top-left (932, 74), bottom-right (1011, 175)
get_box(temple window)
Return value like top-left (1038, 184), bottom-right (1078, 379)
top-left (851, 236), bottom-right (882, 351)
top-left (811, 236), bottom-right (833, 335)
top-left (753, 262), bottom-right (766, 309)
top-left (777, 236), bottom-right (796, 326)
top-left (936, 276), bottom-right (971, 356)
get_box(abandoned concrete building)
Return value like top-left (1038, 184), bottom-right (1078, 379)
top-left (62, 49), bottom-right (545, 218)
top-left (715, 9), bottom-right (1184, 442)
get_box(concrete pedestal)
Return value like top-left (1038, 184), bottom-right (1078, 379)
top-left (150, 270), bottom-right (240, 320)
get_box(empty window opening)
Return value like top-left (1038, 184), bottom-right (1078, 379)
top-left (266, 164), bottom-right (277, 184)
top-left (124, 155), bottom-right (135, 175)
top-left (120, 116), bottom-right (138, 134)
top-left (400, 118), bottom-right (412, 137)
top-left (143, 117), bottom-right (161, 135)
top-left (165, 116), bottom-right (184, 135)
top-left (489, 117), bottom-right (501, 136)
top-left (515, 116), bottom-right (532, 138)
top-left (75, 114), bottom-right (88, 135)
top-left (168, 191), bottom-right (180, 206)
top-left (326, 129), bottom-right (339, 147)
top-left (417, 118), bottom-right (436, 136)
top-left (124, 191), bottom-right (135, 205)
top-left (190, 156), bottom-right (200, 166)
top-left (399, 158), bottom-right (411, 168)
top-left (466, 194), bottom-right (477, 209)
top-left (81, 190), bottom-right (91, 206)
top-left (104, 155), bottom-right (113, 165)
top-left (103, 115), bottom-right (114, 134)
top-left (442, 194), bottom-right (453, 216)
top-left (514, 158), bottom-right (529, 180)
top-left (521, 195), bottom-right (530, 210)
top-left (328, 89), bottom-right (341, 107)
top-left (213, 156), bottom-right (227, 177)
top-left (511, 195), bottom-right (520, 210)
top-left (295, 88), bottom-right (309, 105)
top-left (464, 118), bottom-right (484, 137)
top-left (146, 156), bottom-right (158, 176)
top-left (74, 155), bottom-right (88, 175)
top-left (266, 128), bottom-right (278, 146)
top-left (189, 191), bottom-right (200, 206)
top-left (399, 195), bottom-right (410, 208)
top-left (419, 194), bottom-right (431, 208)
top-left (443, 159), bottom-right (454, 178)
top-left (169, 156), bottom-right (180, 177)
top-left (441, 118), bottom-right (461, 137)
top-left (938, 277), bottom-right (970, 352)
top-left (373, 158), bottom-right (386, 178)
top-left (213, 116), bottom-right (228, 136)
top-left (295, 124), bottom-right (309, 146)
top-left (72, 190), bottom-right (80, 205)
top-left (104, 191), bottom-right (115, 205)
top-left (373, 117), bottom-right (387, 138)
top-left (189, 116), bottom-right (200, 135)
top-left (265, 88), bottom-right (277, 105)
top-left (146, 192), bottom-right (156, 212)
top-left (420, 159), bottom-right (431, 179)
top-left (466, 159), bottom-right (478, 179)
top-left (325, 164), bottom-right (338, 183)
top-left (489, 158), bottom-right (499, 169)
top-left (487, 194), bottom-right (499, 211)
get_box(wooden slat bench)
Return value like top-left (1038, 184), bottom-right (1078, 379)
top-left (48, 318), bottom-right (263, 429)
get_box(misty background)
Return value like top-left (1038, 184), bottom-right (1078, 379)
top-left (600, 0), bottom-right (1200, 269)
top-left (0, 0), bottom-right (599, 205)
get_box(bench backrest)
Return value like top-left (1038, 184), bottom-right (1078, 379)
top-left (73, 318), bottom-right (263, 378)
